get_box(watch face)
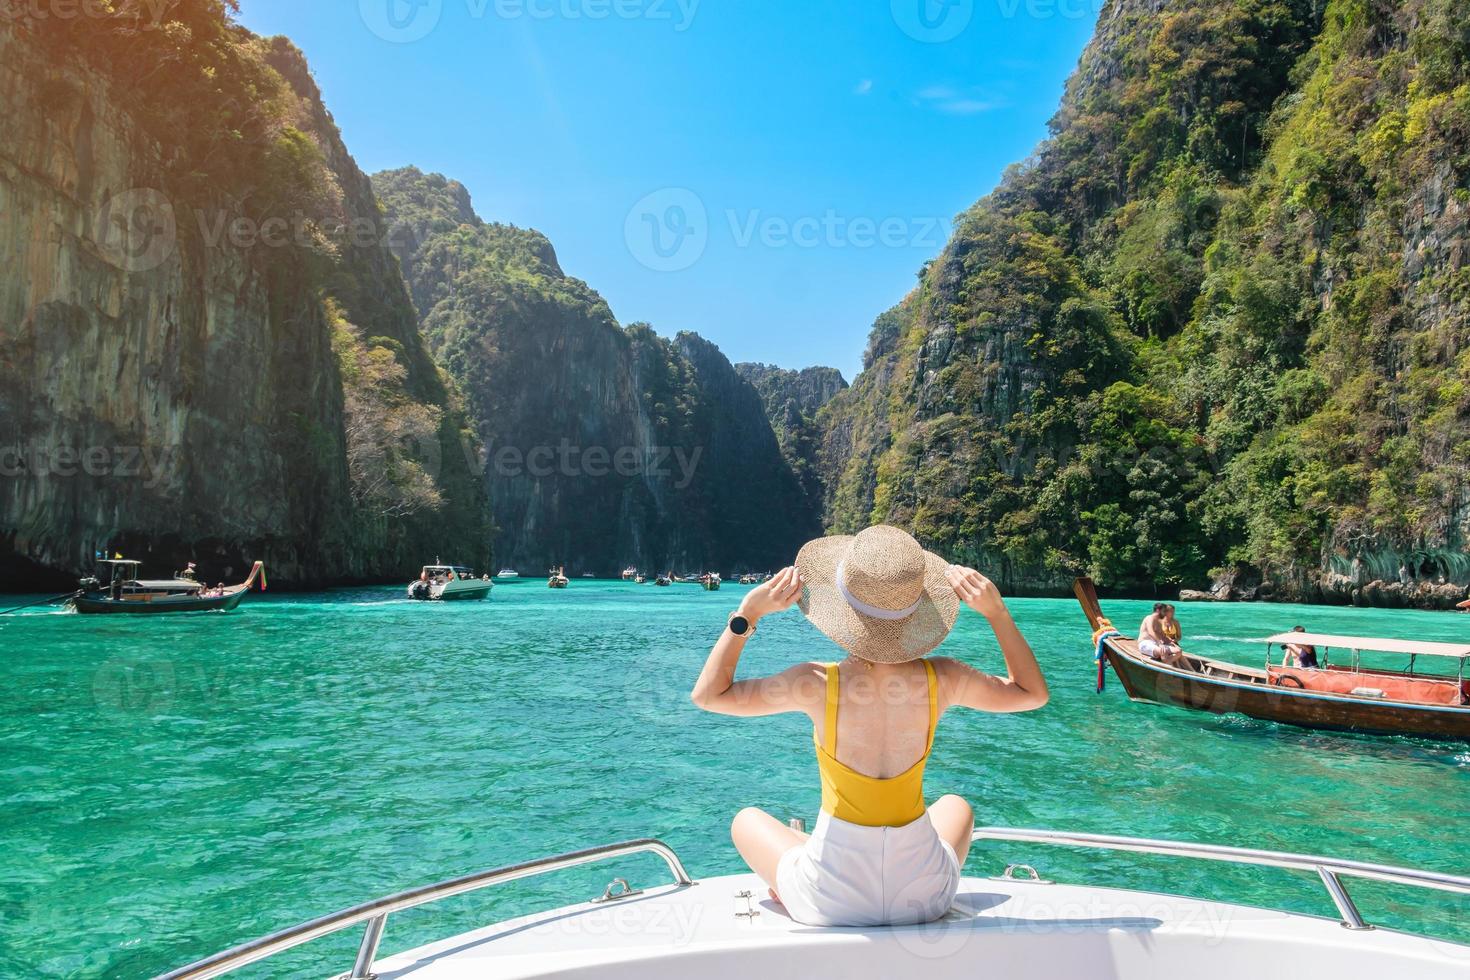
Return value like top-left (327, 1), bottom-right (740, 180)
top-left (730, 616), bottom-right (750, 636)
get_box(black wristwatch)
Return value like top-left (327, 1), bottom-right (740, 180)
top-left (728, 613), bottom-right (756, 638)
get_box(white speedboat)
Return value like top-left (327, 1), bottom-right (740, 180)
top-left (155, 827), bottom-right (1470, 979)
top-left (495, 569), bottom-right (520, 579)
top-left (406, 565), bottom-right (492, 602)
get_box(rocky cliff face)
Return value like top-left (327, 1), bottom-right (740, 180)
top-left (818, 0), bottom-right (1470, 606)
top-left (374, 168), bottom-right (821, 573)
top-left (0, 16), bottom-right (489, 588)
top-left (735, 362), bottom-right (847, 521)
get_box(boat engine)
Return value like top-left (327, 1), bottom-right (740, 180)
top-left (407, 580), bottom-right (433, 601)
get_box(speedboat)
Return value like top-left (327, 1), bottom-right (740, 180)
top-left (154, 826), bottom-right (1470, 979)
top-left (407, 565), bottom-right (492, 602)
top-left (1076, 578), bottom-right (1470, 740)
top-left (496, 569), bottom-right (520, 580)
top-left (622, 567), bottom-right (638, 581)
top-left (71, 559), bottom-right (266, 615)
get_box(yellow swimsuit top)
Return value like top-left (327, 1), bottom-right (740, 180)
top-left (814, 661), bottom-right (939, 828)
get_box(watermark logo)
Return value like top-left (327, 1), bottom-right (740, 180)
top-left (1, 0), bottom-right (174, 29)
top-left (625, 189), bottom-right (950, 272)
top-left (360, 0), bottom-right (444, 43)
top-left (94, 657), bottom-right (177, 714)
top-left (892, 0), bottom-right (973, 42)
top-left (625, 188), bottom-right (708, 273)
top-left (93, 188), bottom-right (176, 274)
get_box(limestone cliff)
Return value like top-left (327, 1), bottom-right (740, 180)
top-left (817, 0), bottom-right (1470, 607)
top-left (373, 168), bottom-right (820, 573)
top-left (0, 15), bottom-right (489, 588)
top-left (735, 362), bottom-right (848, 523)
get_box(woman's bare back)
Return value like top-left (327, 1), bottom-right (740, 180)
top-left (814, 659), bottom-right (935, 778)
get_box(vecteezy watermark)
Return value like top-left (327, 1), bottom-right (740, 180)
top-left (94, 188), bottom-right (177, 274)
top-left (89, 189), bottom-right (440, 272)
top-left (0, 442), bottom-right (179, 489)
top-left (476, 439), bottom-right (704, 490)
top-left (0, 0), bottom-right (174, 29)
top-left (625, 189), bottom-right (950, 272)
top-left (994, 0), bottom-right (1104, 18)
top-left (359, 0), bottom-right (699, 43)
top-left (891, 0), bottom-right (973, 42)
top-left (625, 188), bottom-right (709, 273)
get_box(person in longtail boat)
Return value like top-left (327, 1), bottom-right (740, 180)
top-left (1283, 626), bottom-right (1320, 669)
top-left (690, 525), bottom-right (1048, 927)
top-left (1138, 603), bottom-right (1188, 666)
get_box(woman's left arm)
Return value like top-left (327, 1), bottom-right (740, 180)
top-left (691, 567), bottom-right (817, 718)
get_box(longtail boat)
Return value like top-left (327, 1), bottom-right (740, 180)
top-left (547, 566), bottom-right (570, 589)
top-left (1075, 578), bottom-right (1470, 742)
top-left (71, 559), bottom-right (266, 615)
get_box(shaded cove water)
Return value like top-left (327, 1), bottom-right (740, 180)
top-left (1, 583), bottom-right (1467, 977)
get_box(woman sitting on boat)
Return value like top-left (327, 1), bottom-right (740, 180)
top-left (691, 525), bottom-right (1048, 926)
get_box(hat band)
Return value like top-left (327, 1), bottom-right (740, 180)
top-left (836, 562), bottom-right (923, 621)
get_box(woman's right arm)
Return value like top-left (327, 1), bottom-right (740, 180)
top-left (691, 567), bottom-right (820, 718)
top-left (937, 567), bottom-right (1049, 714)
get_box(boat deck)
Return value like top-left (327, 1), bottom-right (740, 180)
top-left (373, 872), bottom-right (1465, 979)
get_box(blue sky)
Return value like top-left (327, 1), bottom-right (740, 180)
top-left (236, 1), bottom-right (1101, 380)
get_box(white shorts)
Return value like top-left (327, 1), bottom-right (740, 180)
top-left (775, 810), bottom-right (961, 927)
top-left (1139, 639), bottom-right (1168, 658)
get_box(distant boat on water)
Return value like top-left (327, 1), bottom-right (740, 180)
top-left (496, 569), bottom-right (520, 579)
top-left (622, 567), bottom-right (638, 581)
top-left (71, 558), bottom-right (266, 615)
top-left (407, 564), bottom-right (492, 602)
top-left (548, 566), bottom-right (570, 589)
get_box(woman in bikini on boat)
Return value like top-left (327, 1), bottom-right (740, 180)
top-left (691, 525), bottom-right (1049, 926)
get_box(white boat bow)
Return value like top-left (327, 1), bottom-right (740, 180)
top-left (155, 829), bottom-right (1470, 980)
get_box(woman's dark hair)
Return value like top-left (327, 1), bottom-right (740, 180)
top-left (1154, 603), bottom-right (1169, 614)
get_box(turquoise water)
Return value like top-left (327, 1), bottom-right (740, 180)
top-left (1, 583), bottom-right (1467, 978)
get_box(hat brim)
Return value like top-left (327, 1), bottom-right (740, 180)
top-left (795, 535), bottom-right (960, 664)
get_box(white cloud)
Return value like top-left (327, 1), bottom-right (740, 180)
top-left (914, 84), bottom-right (1003, 115)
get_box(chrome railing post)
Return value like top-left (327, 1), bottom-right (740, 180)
top-left (1317, 867), bottom-right (1371, 931)
top-left (156, 839), bottom-right (696, 980)
top-left (970, 826), bottom-right (1470, 938)
top-left (348, 913), bottom-right (388, 979)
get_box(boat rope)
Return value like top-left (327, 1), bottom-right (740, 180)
top-left (0, 590), bottom-right (83, 617)
top-left (1091, 618), bottom-right (1120, 694)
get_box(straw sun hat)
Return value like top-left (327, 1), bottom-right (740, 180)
top-left (796, 525), bottom-right (960, 664)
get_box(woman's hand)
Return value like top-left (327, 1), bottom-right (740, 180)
top-left (947, 566), bottom-right (1008, 621)
top-left (739, 566), bottom-right (804, 621)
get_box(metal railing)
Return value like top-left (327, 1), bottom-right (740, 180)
top-left (973, 827), bottom-right (1470, 932)
top-left (154, 838), bottom-right (694, 980)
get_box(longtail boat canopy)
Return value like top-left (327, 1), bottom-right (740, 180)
top-left (1264, 633), bottom-right (1470, 660)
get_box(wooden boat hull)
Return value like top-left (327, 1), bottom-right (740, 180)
top-left (72, 587), bottom-right (250, 615)
top-left (1075, 578), bottom-right (1470, 742)
top-left (1101, 638), bottom-right (1470, 741)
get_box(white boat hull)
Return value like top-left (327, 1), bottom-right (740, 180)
top-left (372, 872), bottom-right (1468, 979)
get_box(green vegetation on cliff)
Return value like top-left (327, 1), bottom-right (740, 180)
top-left (822, 0), bottom-right (1470, 602)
